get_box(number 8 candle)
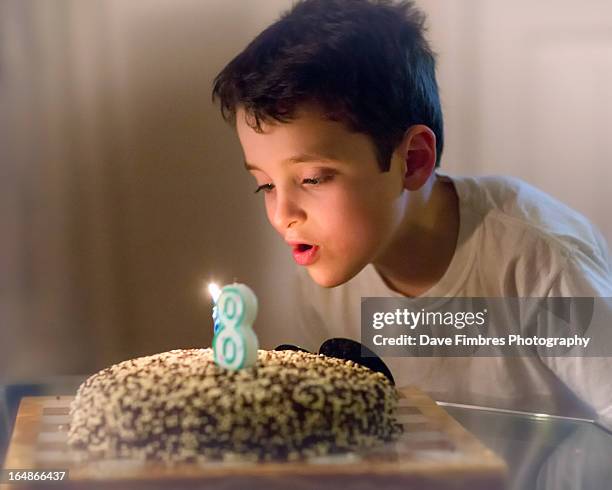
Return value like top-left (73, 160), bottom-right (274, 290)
top-left (212, 283), bottom-right (259, 370)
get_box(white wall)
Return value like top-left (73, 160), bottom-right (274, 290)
top-left (424, 0), bottom-right (612, 248)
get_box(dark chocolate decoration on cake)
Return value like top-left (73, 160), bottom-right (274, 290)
top-left (68, 349), bottom-right (402, 462)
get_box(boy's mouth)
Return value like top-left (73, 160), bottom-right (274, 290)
top-left (290, 243), bottom-right (320, 266)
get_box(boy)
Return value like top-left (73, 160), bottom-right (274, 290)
top-left (212, 0), bottom-right (612, 427)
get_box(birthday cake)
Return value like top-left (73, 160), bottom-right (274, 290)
top-left (68, 348), bottom-right (401, 462)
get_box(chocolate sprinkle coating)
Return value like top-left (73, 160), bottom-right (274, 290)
top-left (68, 349), bottom-right (402, 462)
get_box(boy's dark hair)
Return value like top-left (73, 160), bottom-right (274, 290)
top-left (212, 0), bottom-right (443, 170)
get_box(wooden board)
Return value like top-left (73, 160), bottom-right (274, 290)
top-left (1, 387), bottom-right (507, 489)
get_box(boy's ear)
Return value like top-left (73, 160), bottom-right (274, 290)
top-left (398, 125), bottom-right (437, 191)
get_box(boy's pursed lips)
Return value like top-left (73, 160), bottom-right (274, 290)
top-left (286, 240), bottom-right (320, 266)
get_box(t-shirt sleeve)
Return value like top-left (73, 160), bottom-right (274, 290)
top-left (541, 247), bottom-right (612, 430)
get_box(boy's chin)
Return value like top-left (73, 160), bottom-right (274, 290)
top-left (306, 264), bottom-right (361, 288)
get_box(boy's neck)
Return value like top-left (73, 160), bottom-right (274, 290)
top-left (373, 173), bottom-right (460, 297)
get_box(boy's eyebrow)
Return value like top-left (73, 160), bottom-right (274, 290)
top-left (244, 153), bottom-right (337, 171)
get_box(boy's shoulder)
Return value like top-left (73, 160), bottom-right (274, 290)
top-left (451, 174), bottom-right (609, 265)
top-left (449, 173), bottom-right (611, 296)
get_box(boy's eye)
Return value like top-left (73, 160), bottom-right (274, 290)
top-left (254, 183), bottom-right (275, 194)
top-left (302, 174), bottom-right (333, 186)
top-left (253, 173), bottom-right (335, 194)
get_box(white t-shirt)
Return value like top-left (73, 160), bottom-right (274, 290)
top-left (294, 174), bottom-right (612, 428)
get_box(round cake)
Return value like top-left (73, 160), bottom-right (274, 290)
top-left (68, 348), bottom-right (401, 462)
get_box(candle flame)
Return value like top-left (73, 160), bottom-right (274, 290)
top-left (208, 282), bottom-right (221, 303)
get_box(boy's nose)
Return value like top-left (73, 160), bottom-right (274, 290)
top-left (271, 191), bottom-right (306, 231)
